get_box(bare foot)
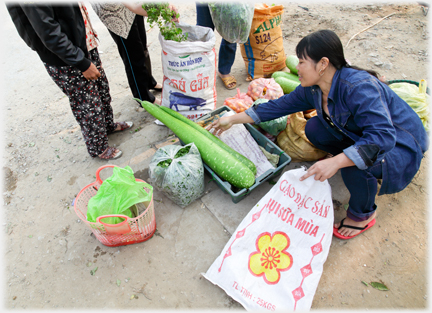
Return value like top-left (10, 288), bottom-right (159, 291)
top-left (334, 211), bottom-right (376, 238)
top-left (153, 83), bottom-right (163, 89)
top-left (153, 97), bottom-right (161, 105)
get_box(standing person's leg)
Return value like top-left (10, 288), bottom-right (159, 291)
top-left (196, 2), bottom-right (237, 89)
top-left (135, 15), bottom-right (160, 91)
top-left (196, 2), bottom-right (214, 29)
top-left (108, 15), bottom-right (157, 103)
top-left (218, 39), bottom-right (237, 89)
top-left (305, 116), bottom-right (379, 238)
top-left (44, 56), bottom-right (120, 159)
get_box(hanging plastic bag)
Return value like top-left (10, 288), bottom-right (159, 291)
top-left (208, 2), bottom-right (255, 44)
top-left (149, 143), bottom-right (204, 208)
top-left (87, 166), bottom-right (153, 224)
top-left (389, 80), bottom-right (429, 131)
top-left (247, 78), bottom-right (284, 101)
top-left (253, 98), bottom-right (288, 136)
top-left (223, 88), bottom-right (254, 113)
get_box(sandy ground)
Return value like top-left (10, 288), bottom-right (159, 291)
top-left (1, 1), bottom-right (430, 310)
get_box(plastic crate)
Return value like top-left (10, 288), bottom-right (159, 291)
top-left (194, 106), bottom-right (291, 203)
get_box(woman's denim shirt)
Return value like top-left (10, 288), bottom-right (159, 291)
top-left (246, 67), bottom-right (429, 195)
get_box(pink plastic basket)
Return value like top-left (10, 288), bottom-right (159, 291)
top-left (74, 165), bottom-right (156, 247)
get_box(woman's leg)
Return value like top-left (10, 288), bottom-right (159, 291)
top-left (341, 163), bottom-right (382, 222)
top-left (108, 15), bottom-right (156, 102)
top-left (196, 3), bottom-right (214, 29)
top-left (218, 39), bottom-right (236, 75)
top-left (196, 3), bottom-right (236, 88)
top-left (305, 116), bottom-right (381, 236)
top-left (44, 52), bottom-right (112, 157)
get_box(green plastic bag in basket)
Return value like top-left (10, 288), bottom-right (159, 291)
top-left (86, 166), bottom-right (153, 225)
top-left (389, 80), bottom-right (430, 132)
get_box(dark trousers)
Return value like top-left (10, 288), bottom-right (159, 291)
top-left (196, 3), bottom-right (236, 75)
top-left (305, 116), bottom-right (382, 222)
top-left (108, 15), bottom-right (157, 102)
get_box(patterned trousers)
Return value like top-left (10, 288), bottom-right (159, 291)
top-left (44, 48), bottom-right (115, 157)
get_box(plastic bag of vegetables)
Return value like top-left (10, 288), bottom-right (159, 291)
top-left (389, 80), bottom-right (429, 132)
top-left (253, 99), bottom-right (288, 136)
top-left (247, 78), bottom-right (284, 101)
top-left (149, 143), bottom-right (204, 208)
top-left (208, 2), bottom-right (254, 44)
top-left (223, 88), bottom-right (254, 113)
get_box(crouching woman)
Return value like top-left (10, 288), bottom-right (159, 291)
top-left (209, 29), bottom-right (429, 240)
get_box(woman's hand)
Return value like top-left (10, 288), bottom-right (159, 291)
top-left (206, 116), bottom-right (233, 136)
top-left (169, 4), bottom-right (180, 22)
top-left (300, 152), bottom-right (355, 182)
top-left (82, 63), bottom-right (101, 81)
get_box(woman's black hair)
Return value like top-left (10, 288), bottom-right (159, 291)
top-left (295, 29), bottom-right (380, 79)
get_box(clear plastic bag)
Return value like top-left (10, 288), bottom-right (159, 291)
top-left (208, 2), bottom-right (254, 44)
top-left (247, 78), bottom-right (284, 101)
top-left (253, 98), bottom-right (288, 136)
top-left (149, 143), bottom-right (204, 208)
top-left (223, 88), bottom-right (254, 113)
top-left (389, 80), bottom-right (429, 131)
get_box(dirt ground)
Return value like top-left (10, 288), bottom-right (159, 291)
top-left (1, 1), bottom-right (430, 310)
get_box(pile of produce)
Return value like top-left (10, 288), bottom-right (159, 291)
top-left (223, 88), bottom-right (254, 113)
top-left (247, 78), bottom-right (284, 101)
top-left (137, 100), bottom-right (256, 189)
top-left (271, 55), bottom-right (301, 94)
top-left (142, 3), bottom-right (188, 42)
top-left (389, 80), bottom-right (430, 132)
top-left (149, 143), bottom-right (204, 208)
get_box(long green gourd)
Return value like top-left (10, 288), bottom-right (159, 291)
top-left (138, 100), bottom-right (255, 189)
top-left (158, 105), bottom-right (257, 176)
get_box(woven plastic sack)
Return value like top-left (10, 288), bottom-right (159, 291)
top-left (159, 22), bottom-right (216, 120)
top-left (240, 4), bottom-right (286, 80)
top-left (224, 88), bottom-right (254, 113)
top-left (253, 98), bottom-right (288, 136)
top-left (87, 166), bottom-right (153, 224)
top-left (204, 167), bottom-right (334, 311)
top-left (149, 143), bottom-right (204, 208)
top-left (247, 78), bottom-right (284, 101)
top-left (208, 2), bottom-right (254, 44)
top-left (389, 80), bottom-right (429, 132)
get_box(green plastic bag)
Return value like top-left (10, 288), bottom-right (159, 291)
top-left (87, 166), bottom-right (153, 225)
top-left (254, 98), bottom-right (288, 136)
top-left (389, 80), bottom-right (430, 132)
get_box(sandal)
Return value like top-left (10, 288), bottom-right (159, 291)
top-left (114, 121), bottom-right (133, 132)
top-left (219, 74), bottom-right (237, 90)
top-left (98, 146), bottom-right (122, 160)
top-left (333, 218), bottom-right (376, 240)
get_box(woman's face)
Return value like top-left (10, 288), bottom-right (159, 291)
top-left (296, 55), bottom-right (320, 87)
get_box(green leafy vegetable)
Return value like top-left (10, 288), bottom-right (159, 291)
top-left (208, 3), bottom-right (254, 44)
top-left (142, 3), bottom-right (187, 42)
top-left (138, 100), bottom-right (255, 189)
